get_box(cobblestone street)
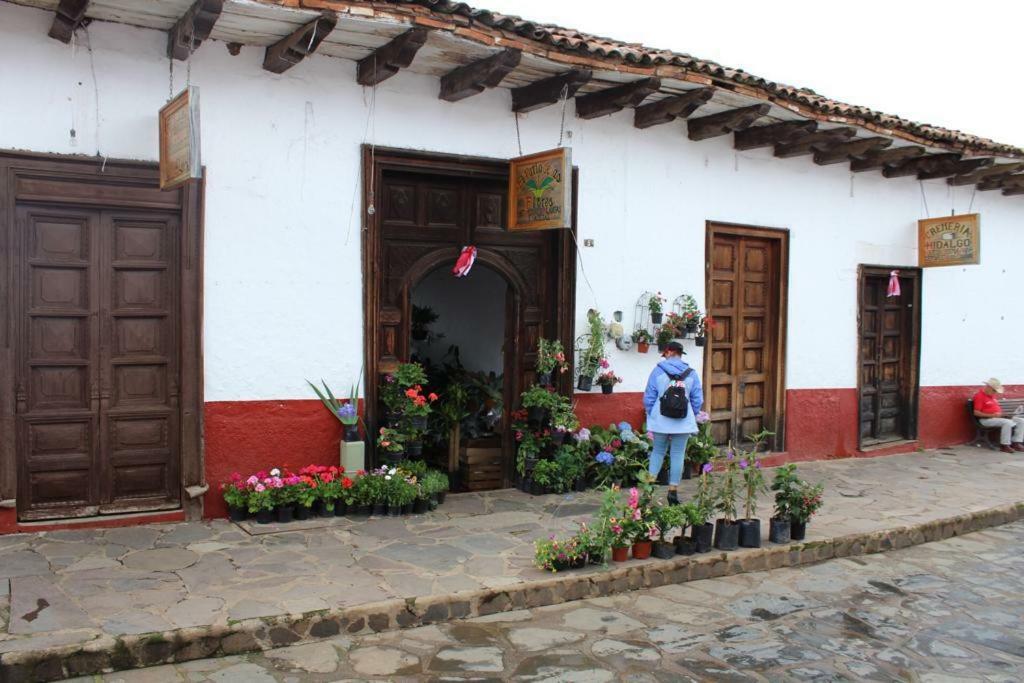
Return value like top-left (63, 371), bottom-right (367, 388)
top-left (57, 519), bottom-right (1024, 681)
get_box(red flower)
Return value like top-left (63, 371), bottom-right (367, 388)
top-left (342, 477), bottom-right (353, 489)
top-left (405, 388), bottom-right (418, 399)
top-left (611, 439), bottom-right (622, 449)
top-left (428, 393), bottom-right (438, 402)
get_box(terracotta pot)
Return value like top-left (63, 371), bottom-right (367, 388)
top-left (637, 341), bottom-right (650, 354)
top-left (632, 541), bottom-right (653, 560)
top-left (738, 518), bottom-right (761, 548)
top-left (611, 546), bottom-right (630, 562)
top-left (769, 517), bottom-right (791, 544)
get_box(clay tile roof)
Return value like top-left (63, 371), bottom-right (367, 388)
top-left (387, 0), bottom-right (1022, 158)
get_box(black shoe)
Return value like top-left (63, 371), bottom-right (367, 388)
top-left (667, 490), bottom-right (679, 505)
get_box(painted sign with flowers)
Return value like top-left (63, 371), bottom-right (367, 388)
top-left (508, 147), bottom-right (573, 231)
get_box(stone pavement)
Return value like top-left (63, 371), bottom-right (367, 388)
top-left (56, 519), bottom-right (1024, 681)
top-left (2, 446), bottom-right (1024, 680)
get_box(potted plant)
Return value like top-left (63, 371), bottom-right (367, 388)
top-left (574, 522), bottom-right (606, 566)
top-left (790, 480), bottom-right (824, 541)
top-left (550, 397), bottom-right (578, 445)
top-left (361, 471), bottom-right (386, 516)
top-left (738, 451), bottom-right (768, 548)
top-left (377, 427), bottom-right (406, 464)
top-left (596, 370), bottom-right (622, 395)
top-left (434, 470), bottom-right (450, 505)
top-left (685, 411), bottom-right (716, 480)
top-left (577, 309), bottom-right (606, 391)
top-left (379, 362), bottom-right (428, 426)
top-left (652, 504), bottom-right (686, 559)
top-left (769, 464), bottom-right (798, 543)
top-left (521, 384), bottom-right (561, 429)
top-left (674, 502), bottom-right (702, 555)
top-left (221, 473), bottom-right (249, 522)
top-left (337, 474), bottom-right (354, 516)
top-left (627, 477), bottom-right (657, 560)
top-left (713, 451), bottom-right (741, 550)
top-left (655, 325), bottom-right (675, 353)
top-left (274, 473), bottom-right (299, 523)
top-left (692, 464), bottom-right (715, 552)
top-left (246, 477), bottom-right (275, 524)
top-left (678, 294), bottom-right (700, 334)
top-left (411, 304), bottom-right (439, 342)
top-left (631, 328), bottom-right (652, 354)
top-left (554, 445), bottom-right (585, 493)
top-left (695, 313), bottom-right (713, 347)
top-left (534, 534), bottom-right (586, 572)
top-left (308, 378), bottom-right (362, 443)
top-left (536, 338), bottom-right (568, 387)
top-left (531, 459), bottom-right (560, 494)
top-left (649, 292), bottom-right (665, 324)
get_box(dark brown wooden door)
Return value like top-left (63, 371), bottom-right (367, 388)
top-left (707, 229), bottom-right (784, 450)
top-left (15, 205), bottom-right (181, 519)
top-left (858, 268), bottom-right (920, 445)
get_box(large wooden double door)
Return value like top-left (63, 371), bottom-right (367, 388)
top-left (705, 224), bottom-right (788, 450)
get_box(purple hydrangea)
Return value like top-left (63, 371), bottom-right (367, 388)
top-left (696, 410), bottom-right (710, 424)
top-left (596, 451), bottom-right (614, 466)
top-left (337, 403), bottom-right (357, 420)
top-left (617, 421), bottom-right (633, 433)
top-left (575, 428), bottom-right (592, 442)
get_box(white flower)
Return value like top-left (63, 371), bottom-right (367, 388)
top-left (385, 475), bottom-right (392, 480)
top-left (388, 468), bottom-right (397, 475)
top-left (270, 468), bottom-right (280, 477)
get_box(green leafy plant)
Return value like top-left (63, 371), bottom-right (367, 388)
top-left (771, 464), bottom-right (800, 519)
top-left (411, 305), bottom-right (443, 342)
top-left (376, 427), bottom-right (406, 454)
top-left (246, 486), bottom-right (274, 514)
top-left (534, 534), bottom-right (585, 572)
top-left (694, 461), bottom-right (715, 525)
top-left (790, 481), bottom-right (825, 523)
top-left (550, 396), bottom-right (580, 433)
top-left (520, 385), bottom-right (562, 411)
top-left (380, 362), bottom-right (429, 413)
top-left (554, 445), bottom-right (586, 490)
top-left (655, 325), bottom-right (675, 347)
top-left (421, 470), bottom-right (449, 497)
top-left (596, 370), bottom-right (622, 387)
top-left (307, 375), bottom-right (361, 426)
top-left (653, 504), bottom-right (687, 542)
top-left (648, 292), bottom-right (665, 314)
top-left (737, 430), bottom-right (773, 520)
top-left (531, 459), bottom-right (561, 490)
top-left (578, 310), bottom-right (607, 380)
top-left (714, 450), bottom-right (740, 522)
top-left (220, 479), bottom-right (248, 509)
top-left (631, 328), bottom-right (653, 344)
top-left (536, 338), bottom-right (569, 376)
top-left (686, 413), bottom-right (719, 468)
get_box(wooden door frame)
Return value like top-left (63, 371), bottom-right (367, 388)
top-left (704, 221), bottom-right (790, 450)
top-left (856, 264), bottom-right (922, 448)
top-left (361, 146), bottom-right (577, 478)
top-left (0, 150), bottom-right (204, 518)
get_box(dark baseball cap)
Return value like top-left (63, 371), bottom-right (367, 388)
top-left (664, 341), bottom-right (686, 355)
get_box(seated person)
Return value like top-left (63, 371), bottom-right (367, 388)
top-left (973, 377), bottom-right (1024, 454)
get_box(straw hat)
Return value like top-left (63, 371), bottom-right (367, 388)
top-left (985, 378), bottom-right (1005, 394)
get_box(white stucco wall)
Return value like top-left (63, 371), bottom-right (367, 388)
top-left (2, 2), bottom-right (1021, 401)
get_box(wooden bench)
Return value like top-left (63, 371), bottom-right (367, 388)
top-left (968, 397), bottom-right (1024, 449)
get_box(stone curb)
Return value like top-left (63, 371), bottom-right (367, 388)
top-left (3, 501), bottom-right (1023, 682)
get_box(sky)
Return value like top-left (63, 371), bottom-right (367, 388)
top-left (481, 0), bottom-right (1024, 149)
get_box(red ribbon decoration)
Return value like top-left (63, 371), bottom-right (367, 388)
top-left (452, 246), bottom-right (477, 278)
top-left (887, 270), bottom-right (901, 298)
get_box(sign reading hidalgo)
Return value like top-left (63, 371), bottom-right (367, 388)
top-left (508, 147), bottom-right (572, 231)
top-left (918, 213), bottom-right (980, 267)
top-left (159, 86), bottom-right (202, 190)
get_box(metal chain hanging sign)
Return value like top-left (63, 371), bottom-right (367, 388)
top-left (158, 86), bottom-right (202, 190)
top-left (918, 213), bottom-right (980, 267)
top-left (507, 147), bottom-right (572, 231)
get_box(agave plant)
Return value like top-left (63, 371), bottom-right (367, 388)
top-left (307, 373), bottom-right (361, 426)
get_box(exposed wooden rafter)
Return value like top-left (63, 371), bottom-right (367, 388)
top-left (633, 88), bottom-right (714, 129)
top-left (48, 0), bottom-right (89, 43)
top-left (881, 153), bottom-right (961, 178)
top-left (733, 120), bottom-right (817, 151)
top-left (687, 104), bottom-right (770, 141)
top-left (916, 157), bottom-right (993, 180)
top-left (356, 28), bottom-right (429, 86)
top-left (849, 146), bottom-right (926, 172)
top-left (812, 137), bottom-right (892, 165)
top-left (774, 127), bottom-right (856, 158)
top-left (574, 78), bottom-right (661, 120)
top-left (439, 48), bottom-right (521, 102)
top-left (263, 12), bottom-right (337, 74)
top-left (1002, 185), bottom-right (1024, 196)
top-left (511, 70), bottom-right (592, 113)
top-left (948, 162), bottom-right (1024, 186)
top-left (977, 173), bottom-right (1024, 191)
top-left (167, 0), bottom-right (224, 61)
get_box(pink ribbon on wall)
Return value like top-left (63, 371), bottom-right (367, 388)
top-left (452, 246), bottom-right (477, 277)
top-left (887, 270), bottom-right (901, 298)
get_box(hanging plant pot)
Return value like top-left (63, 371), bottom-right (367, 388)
top-left (636, 341), bottom-right (650, 354)
top-left (790, 518), bottom-right (807, 541)
top-left (537, 371), bottom-right (553, 387)
top-left (295, 505), bottom-right (312, 521)
top-left (383, 451), bottom-right (406, 466)
top-left (576, 376), bottom-right (593, 392)
top-left (408, 415), bottom-right (428, 430)
top-left (335, 502), bottom-right (348, 517)
top-left (738, 519), bottom-right (761, 548)
top-left (651, 311), bottom-right (663, 324)
top-left (714, 519), bottom-right (740, 551)
top-left (526, 407), bottom-right (550, 429)
top-left (405, 441), bottom-right (423, 458)
top-left (255, 508), bottom-right (274, 524)
top-left (693, 522), bottom-right (714, 553)
top-left (385, 411), bottom-right (402, 428)
top-left (611, 546), bottom-right (629, 562)
top-left (695, 336), bottom-right (706, 347)
top-left (675, 536), bottom-right (697, 556)
top-left (372, 502), bottom-right (386, 516)
top-left (601, 384), bottom-right (614, 395)
top-left (769, 517), bottom-right (791, 544)
top-left (413, 498), bottom-right (430, 514)
top-left (227, 506), bottom-right (247, 522)
top-left (276, 505), bottom-right (295, 524)
top-left (652, 540), bottom-right (676, 560)
top-left (632, 541), bottom-right (653, 560)
top-left (685, 321), bottom-right (699, 334)
top-left (343, 424), bottom-right (361, 442)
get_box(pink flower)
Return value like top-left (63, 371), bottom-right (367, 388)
top-left (246, 475), bottom-right (258, 486)
top-left (599, 358), bottom-right (610, 369)
top-left (628, 487), bottom-right (639, 509)
top-left (648, 527), bottom-right (660, 541)
top-left (254, 483), bottom-right (266, 492)
top-left (632, 508), bottom-right (642, 521)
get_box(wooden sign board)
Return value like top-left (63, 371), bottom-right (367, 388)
top-left (508, 147), bottom-right (572, 231)
top-left (918, 213), bottom-right (980, 267)
top-left (159, 86), bottom-right (201, 190)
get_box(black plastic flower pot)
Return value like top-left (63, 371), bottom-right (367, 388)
top-left (413, 498), bottom-right (430, 514)
top-left (695, 336), bottom-right (706, 347)
top-left (384, 411), bottom-right (402, 428)
top-left (537, 372), bottom-right (553, 387)
top-left (769, 517), bottom-right (791, 544)
top-left (255, 508), bottom-right (274, 524)
top-left (738, 518), bottom-right (761, 548)
top-left (228, 506), bottom-right (247, 522)
top-left (574, 477), bottom-right (587, 493)
top-left (408, 415), bottom-right (428, 430)
top-left (714, 519), bottom-right (739, 551)
top-left (387, 503), bottom-right (402, 517)
top-left (324, 504), bottom-right (337, 518)
top-left (652, 541), bottom-right (676, 560)
top-left (685, 322), bottom-right (699, 334)
top-left (526, 407), bottom-right (549, 429)
top-left (428, 494), bottom-right (439, 511)
top-left (529, 481), bottom-right (543, 496)
top-left (356, 504), bottom-right (371, 517)
top-left (550, 430), bottom-right (567, 446)
top-left (383, 451), bottom-right (406, 466)
top-left (343, 424), bottom-right (361, 442)
top-left (681, 460), bottom-right (692, 480)
top-left (790, 518), bottom-right (807, 541)
top-left (335, 502), bottom-right (349, 517)
top-left (405, 441), bottom-right (423, 458)
top-left (675, 537), bottom-right (697, 556)
top-left (651, 311), bottom-right (663, 324)
top-left (601, 384), bottom-right (613, 395)
top-left (372, 502), bottom-right (386, 516)
top-left (401, 502), bottom-right (413, 515)
top-left (275, 505), bottom-right (295, 524)
top-left (576, 376), bottom-right (593, 392)
top-left (437, 491), bottom-right (447, 505)
top-left (693, 523), bottom-right (714, 553)
top-left (295, 505), bottom-right (312, 521)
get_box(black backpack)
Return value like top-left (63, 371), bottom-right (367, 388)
top-left (659, 368), bottom-right (693, 419)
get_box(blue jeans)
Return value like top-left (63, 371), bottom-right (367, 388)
top-left (649, 433), bottom-right (691, 486)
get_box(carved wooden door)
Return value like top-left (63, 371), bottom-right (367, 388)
top-left (15, 206), bottom-right (181, 519)
top-left (858, 268), bottom-right (919, 445)
top-left (707, 231), bottom-right (782, 450)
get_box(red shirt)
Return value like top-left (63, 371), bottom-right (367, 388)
top-left (973, 390), bottom-right (1001, 416)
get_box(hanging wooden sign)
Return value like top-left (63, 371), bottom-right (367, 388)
top-left (508, 147), bottom-right (572, 231)
top-left (918, 213), bottom-right (980, 267)
top-left (158, 86), bottom-right (202, 190)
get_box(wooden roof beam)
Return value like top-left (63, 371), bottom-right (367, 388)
top-left (512, 70), bottom-right (592, 113)
top-left (948, 162), bottom-right (1024, 186)
top-left (977, 173), bottom-right (1024, 191)
top-left (1002, 185), bottom-right (1024, 196)
top-left (733, 120), bottom-right (817, 150)
top-left (849, 145), bottom-right (926, 172)
top-left (263, 12), bottom-right (337, 74)
top-left (48, 0), bottom-right (89, 43)
top-left (688, 104), bottom-right (770, 141)
top-left (439, 48), bottom-right (521, 102)
top-left (633, 88), bottom-right (714, 129)
top-left (356, 28), bottom-right (428, 86)
top-left (574, 77), bottom-right (661, 120)
top-left (774, 127), bottom-right (856, 158)
top-left (813, 137), bottom-right (892, 165)
top-left (882, 153), bottom-right (961, 178)
top-left (917, 157), bottom-right (993, 180)
top-left (167, 0), bottom-right (223, 61)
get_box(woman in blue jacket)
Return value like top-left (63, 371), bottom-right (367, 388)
top-left (643, 341), bottom-right (704, 504)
